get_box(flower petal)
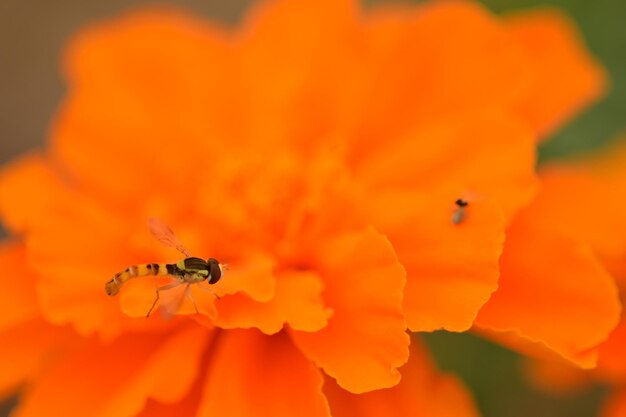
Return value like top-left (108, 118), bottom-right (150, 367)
top-left (134, 362), bottom-right (204, 417)
top-left (324, 339), bottom-right (479, 417)
top-left (529, 168), bottom-right (626, 281)
top-left (0, 154), bottom-right (69, 235)
top-left (55, 9), bottom-right (233, 200)
top-left (0, 242), bottom-right (74, 395)
top-left (0, 154), bottom-right (139, 337)
top-left (13, 325), bottom-right (211, 417)
top-left (212, 253), bottom-right (276, 302)
top-left (290, 227), bottom-right (409, 393)
top-left (236, 0), bottom-right (361, 150)
top-left (368, 190), bottom-right (505, 332)
top-left (196, 329), bottom-right (330, 417)
top-left (505, 9), bottom-right (607, 138)
top-left (214, 270), bottom-right (330, 334)
top-left (0, 319), bottom-right (72, 396)
top-left (353, 1), bottom-right (529, 143)
top-left (354, 109), bottom-right (537, 221)
top-left (597, 318), bottom-right (626, 380)
top-left (475, 199), bottom-right (621, 368)
top-left (0, 242), bottom-right (39, 330)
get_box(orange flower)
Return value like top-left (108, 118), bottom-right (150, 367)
top-left (474, 125), bottom-right (626, 372)
top-left (478, 138), bottom-right (626, 416)
top-left (503, 9), bottom-right (607, 139)
top-left (465, 5), bottom-right (617, 373)
top-left (0, 0), bottom-right (601, 415)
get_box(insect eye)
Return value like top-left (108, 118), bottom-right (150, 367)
top-left (208, 259), bottom-right (222, 284)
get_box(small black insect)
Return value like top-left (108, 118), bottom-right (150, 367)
top-left (452, 199), bottom-right (469, 225)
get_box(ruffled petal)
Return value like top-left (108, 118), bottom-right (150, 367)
top-left (196, 329), bottom-right (330, 417)
top-left (0, 243), bottom-right (75, 395)
top-left (0, 154), bottom-right (71, 235)
top-left (475, 198), bottom-right (621, 368)
top-left (505, 9), bottom-right (607, 138)
top-left (134, 362), bottom-right (205, 417)
top-left (598, 319), bottom-right (626, 381)
top-left (0, 319), bottom-right (72, 396)
top-left (325, 339), bottom-right (479, 417)
top-left (531, 167), bottom-right (626, 281)
top-left (235, 0), bottom-right (361, 151)
top-left (354, 109), bottom-right (538, 221)
top-left (290, 227), bottom-right (409, 393)
top-left (0, 243), bottom-right (39, 329)
top-left (368, 190), bottom-right (505, 332)
top-left (55, 9), bottom-right (234, 200)
top-left (214, 270), bottom-right (330, 334)
top-left (0, 154), bottom-right (139, 337)
top-left (352, 1), bottom-right (529, 143)
top-left (13, 325), bottom-right (211, 417)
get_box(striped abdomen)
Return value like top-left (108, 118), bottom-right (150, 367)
top-left (105, 263), bottom-right (174, 296)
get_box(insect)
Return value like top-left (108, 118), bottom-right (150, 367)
top-left (105, 218), bottom-right (225, 317)
top-left (452, 198), bottom-right (469, 225)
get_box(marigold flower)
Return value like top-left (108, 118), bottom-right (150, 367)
top-left (469, 6), bottom-right (617, 371)
top-left (0, 0), bottom-right (603, 415)
top-left (474, 183), bottom-right (621, 367)
top-left (483, 138), bottom-right (626, 417)
top-left (503, 9), bottom-right (607, 139)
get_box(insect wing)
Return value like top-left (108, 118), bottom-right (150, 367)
top-left (147, 217), bottom-right (192, 257)
top-left (157, 283), bottom-right (217, 320)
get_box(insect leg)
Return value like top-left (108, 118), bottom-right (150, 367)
top-left (196, 282), bottom-right (221, 299)
top-left (147, 281), bottom-right (183, 318)
top-left (185, 284), bottom-right (199, 314)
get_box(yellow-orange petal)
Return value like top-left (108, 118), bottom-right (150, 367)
top-left (597, 319), bottom-right (626, 382)
top-left (354, 109), bottom-right (537, 222)
top-left (0, 243), bottom-right (39, 330)
top-left (0, 153), bottom-right (69, 235)
top-left (235, 0), bottom-right (361, 151)
top-left (196, 329), bottom-right (330, 417)
top-left (0, 242), bottom-right (75, 396)
top-left (55, 9), bottom-right (233, 201)
top-left (214, 270), bottom-right (330, 334)
top-left (505, 9), bottom-right (607, 139)
top-left (290, 227), bottom-right (409, 393)
top-left (531, 168), bottom-right (626, 281)
top-left (475, 200), bottom-right (621, 368)
top-left (324, 339), bottom-right (479, 417)
top-left (212, 253), bottom-right (276, 302)
top-left (134, 359), bottom-right (205, 417)
top-left (368, 190), bottom-right (505, 332)
top-left (0, 319), bottom-right (73, 397)
top-left (0, 154), bottom-right (137, 337)
top-left (13, 324), bottom-right (211, 417)
top-left (353, 1), bottom-right (529, 144)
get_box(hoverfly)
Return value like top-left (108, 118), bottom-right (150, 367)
top-left (452, 198), bottom-right (469, 225)
top-left (105, 218), bottom-right (225, 317)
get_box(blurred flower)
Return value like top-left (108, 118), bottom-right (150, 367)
top-left (478, 137), bottom-right (626, 416)
top-left (503, 9), bottom-right (606, 139)
top-left (468, 8), bottom-right (619, 371)
top-left (0, 0), bottom-right (608, 415)
top-left (474, 167), bottom-right (622, 368)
